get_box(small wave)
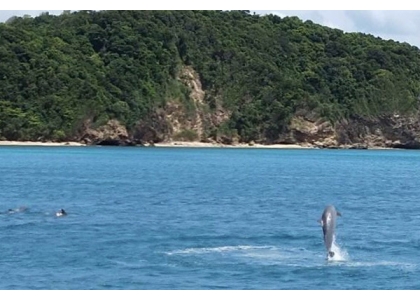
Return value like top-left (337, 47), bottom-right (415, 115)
top-left (241, 246), bottom-right (319, 265)
top-left (344, 261), bottom-right (417, 270)
top-left (2, 220), bottom-right (43, 229)
top-left (112, 260), bottom-right (148, 269)
top-left (165, 245), bottom-right (323, 267)
top-left (165, 243), bottom-right (416, 271)
top-left (270, 232), bottom-right (315, 241)
top-left (166, 245), bottom-right (275, 255)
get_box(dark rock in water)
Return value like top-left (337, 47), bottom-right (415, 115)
top-left (392, 141), bottom-right (420, 149)
top-left (96, 138), bottom-right (137, 146)
top-left (349, 144), bottom-right (368, 150)
top-left (125, 140), bottom-right (136, 146)
top-left (96, 139), bottom-right (121, 146)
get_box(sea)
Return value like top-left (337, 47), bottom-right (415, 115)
top-left (1, 146), bottom-right (420, 290)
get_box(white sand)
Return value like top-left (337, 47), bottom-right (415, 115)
top-left (153, 141), bottom-right (313, 149)
top-left (0, 140), bottom-right (310, 148)
top-left (0, 140), bottom-right (394, 149)
top-left (0, 141), bottom-right (86, 146)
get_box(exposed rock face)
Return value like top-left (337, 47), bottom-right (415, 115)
top-left (77, 65), bottom-right (420, 149)
top-left (340, 114), bottom-right (420, 149)
top-left (82, 119), bottom-right (133, 146)
top-left (280, 113), bottom-right (420, 149)
top-left (166, 66), bottom-right (207, 141)
top-left (281, 116), bottom-right (337, 148)
top-left (130, 109), bottom-right (173, 144)
top-left (79, 114), bottom-right (420, 149)
top-left (163, 65), bottom-right (232, 144)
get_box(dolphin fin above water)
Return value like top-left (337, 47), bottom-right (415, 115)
top-left (337, 211), bottom-right (342, 217)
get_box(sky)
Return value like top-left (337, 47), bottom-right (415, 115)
top-left (257, 10), bottom-right (420, 48)
top-left (1, 2), bottom-right (420, 47)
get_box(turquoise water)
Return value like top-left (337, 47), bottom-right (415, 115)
top-left (1, 146), bottom-right (420, 289)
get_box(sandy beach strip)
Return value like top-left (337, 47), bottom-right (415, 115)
top-left (0, 141), bottom-right (86, 146)
top-left (153, 141), bottom-right (313, 149)
top-left (0, 140), bottom-right (397, 149)
top-left (0, 140), bottom-right (309, 148)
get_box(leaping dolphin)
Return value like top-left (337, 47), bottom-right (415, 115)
top-left (318, 205), bottom-right (341, 259)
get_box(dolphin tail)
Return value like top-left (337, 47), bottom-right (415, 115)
top-left (328, 251), bottom-right (335, 258)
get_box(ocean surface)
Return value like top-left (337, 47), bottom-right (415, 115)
top-left (1, 146), bottom-right (420, 290)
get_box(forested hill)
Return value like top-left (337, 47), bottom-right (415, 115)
top-left (1, 10), bottom-right (420, 148)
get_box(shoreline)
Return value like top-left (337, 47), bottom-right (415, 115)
top-left (0, 140), bottom-right (398, 149)
top-left (0, 140), bottom-right (310, 148)
top-left (152, 141), bottom-right (312, 149)
top-left (0, 141), bottom-right (86, 147)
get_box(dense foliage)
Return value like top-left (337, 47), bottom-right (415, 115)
top-left (1, 10), bottom-right (420, 142)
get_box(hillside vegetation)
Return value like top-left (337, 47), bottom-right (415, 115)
top-left (1, 10), bottom-right (420, 146)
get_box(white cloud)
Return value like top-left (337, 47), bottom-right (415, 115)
top-left (0, 10), bottom-right (63, 22)
top-left (259, 10), bottom-right (420, 47)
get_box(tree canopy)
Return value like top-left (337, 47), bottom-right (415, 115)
top-left (1, 10), bottom-right (420, 142)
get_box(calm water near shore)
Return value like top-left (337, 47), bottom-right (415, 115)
top-left (1, 146), bottom-right (420, 289)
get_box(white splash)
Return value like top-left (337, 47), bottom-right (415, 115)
top-left (327, 237), bottom-right (349, 262)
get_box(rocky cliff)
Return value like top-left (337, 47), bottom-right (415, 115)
top-left (79, 66), bottom-right (420, 149)
top-left (278, 113), bottom-right (420, 149)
